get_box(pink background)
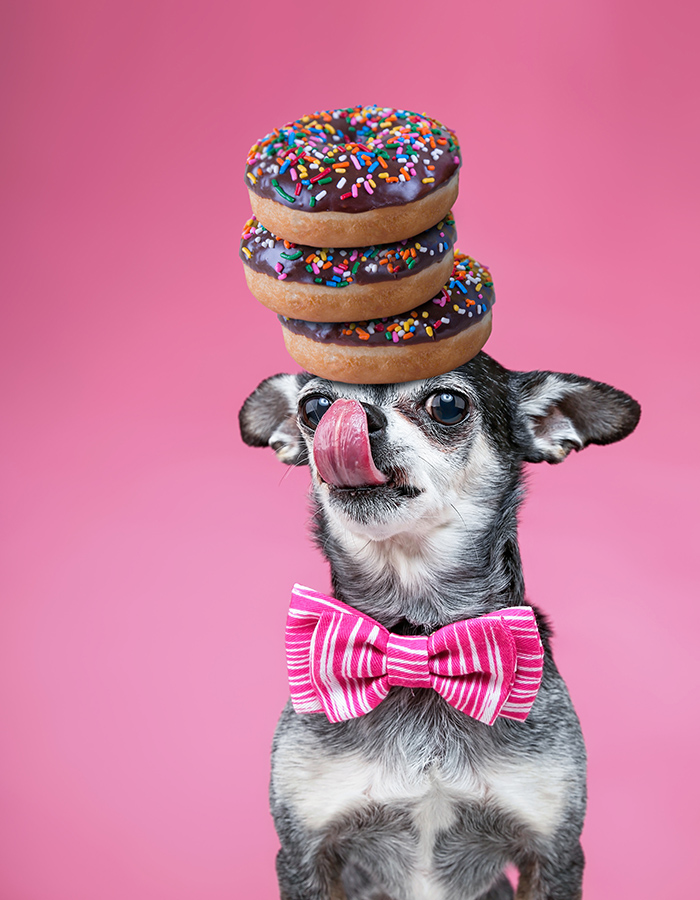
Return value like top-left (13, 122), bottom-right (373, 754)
top-left (1, 1), bottom-right (698, 897)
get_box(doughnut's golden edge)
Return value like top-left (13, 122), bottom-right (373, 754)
top-left (280, 311), bottom-right (493, 385)
top-left (248, 175), bottom-right (460, 248)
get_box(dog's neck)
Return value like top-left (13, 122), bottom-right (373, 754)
top-left (313, 485), bottom-right (526, 632)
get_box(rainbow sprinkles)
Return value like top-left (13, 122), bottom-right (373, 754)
top-left (240, 214), bottom-right (457, 287)
top-left (279, 252), bottom-right (494, 347)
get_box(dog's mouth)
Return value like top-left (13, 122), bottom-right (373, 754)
top-left (322, 473), bottom-right (424, 525)
top-left (322, 470), bottom-right (423, 501)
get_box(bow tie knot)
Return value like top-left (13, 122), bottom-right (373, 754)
top-left (286, 585), bottom-right (545, 726)
top-left (385, 634), bottom-right (432, 689)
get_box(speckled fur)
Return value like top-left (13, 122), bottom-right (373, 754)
top-left (239, 353), bottom-right (640, 900)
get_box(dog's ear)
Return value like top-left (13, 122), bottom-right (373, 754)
top-left (510, 370), bottom-right (641, 464)
top-left (239, 373), bottom-right (314, 465)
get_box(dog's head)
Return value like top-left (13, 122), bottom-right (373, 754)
top-left (239, 354), bottom-right (640, 546)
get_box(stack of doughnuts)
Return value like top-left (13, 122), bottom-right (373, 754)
top-left (240, 105), bottom-right (494, 383)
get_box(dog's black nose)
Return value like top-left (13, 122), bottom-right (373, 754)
top-left (361, 402), bottom-right (387, 434)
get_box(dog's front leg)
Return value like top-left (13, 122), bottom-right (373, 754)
top-left (275, 821), bottom-right (346, 900)
top-left (515, 840), bottom-right (584, 900)
top-left (271, 711), bottom-right (357, 899)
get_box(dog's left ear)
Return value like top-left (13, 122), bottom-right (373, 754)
top-left (239, 373), bottom-right (314, 465)
top-left (510, 371), bottom-right (641, 464)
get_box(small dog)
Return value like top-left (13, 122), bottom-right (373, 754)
top-left (239, 352), bottom-right (640, 900)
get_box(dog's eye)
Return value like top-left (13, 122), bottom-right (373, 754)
top-left (425, 392), bottom-right (470, 425)
top-left (300, 395), bottom-right (333, 429)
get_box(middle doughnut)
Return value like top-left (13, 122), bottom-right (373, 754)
top-left (240, 213), bottom-right (456, 323)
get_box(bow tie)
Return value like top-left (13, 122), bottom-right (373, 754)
top-left (286, 585), bottom-right (545, 725)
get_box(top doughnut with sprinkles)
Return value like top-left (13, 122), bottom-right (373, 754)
top-left (245, 105), bottom-right (460, 214)
top-left (245, 106), bottom-right (461, 247)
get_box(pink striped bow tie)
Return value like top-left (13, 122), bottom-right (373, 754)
top-left (286, 584), bottom-right (545, 725)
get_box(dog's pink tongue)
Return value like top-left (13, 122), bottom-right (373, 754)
top-left (313, 399), bottom-right (388, 487)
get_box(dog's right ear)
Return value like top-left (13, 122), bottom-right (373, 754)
top-left (239, 373), bottom-right (314, 466)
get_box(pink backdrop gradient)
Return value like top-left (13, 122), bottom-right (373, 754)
top-left (1, 1), bottom-right (698, 897)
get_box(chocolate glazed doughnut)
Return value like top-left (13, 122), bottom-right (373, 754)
top-left (245, 105), bottom-right (461, 247)
top-left (278, 251), bottom-right (495, 384)
top-left (240, 214), bottom-right (457, 322)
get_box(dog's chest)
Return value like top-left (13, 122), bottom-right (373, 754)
top-left (274, 727), bottom-right (572, 841)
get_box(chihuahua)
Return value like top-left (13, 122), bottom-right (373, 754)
top-left (239, 352), bottom-right (640, 900)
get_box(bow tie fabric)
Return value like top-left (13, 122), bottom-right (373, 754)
top-left (286, 584), bottom-right (545, 725)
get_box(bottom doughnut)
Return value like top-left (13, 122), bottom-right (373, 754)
top-left (280, 312), bottom-right (492, 384)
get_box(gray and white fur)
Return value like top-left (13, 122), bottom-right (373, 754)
top-left (239, 352), bottom-right (640, 900)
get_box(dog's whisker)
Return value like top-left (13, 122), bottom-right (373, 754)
top-left (355, 538), bottom-right (374, 556)
top-left (277, 465), bottom-right (297, 487)
top-left (449, 502), bottom-right (466, 529)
